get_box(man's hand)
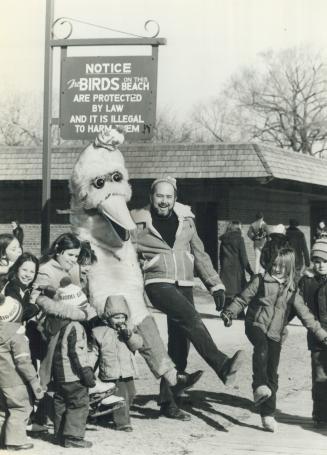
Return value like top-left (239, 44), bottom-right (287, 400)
top-left (37, 285), bottom-right (57, 299)
top-left (213, 289), bottom-right (225, 312)
top-left (221, 310), bottom-right (233, 328)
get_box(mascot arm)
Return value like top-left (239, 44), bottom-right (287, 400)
top-left (36, 294), bottom-right (87, 321)
top-left (126, 330), bottom-right (144, 352)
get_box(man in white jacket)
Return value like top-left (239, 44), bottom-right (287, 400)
top-left (131, 177), bottom-right (244, 421)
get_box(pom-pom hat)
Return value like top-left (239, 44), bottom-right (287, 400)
top-left (0, 295), bottom-right (23, 322)
top-left (311, 239), bottom-right (327, 261)
top-left (56, 278), bottom-right (88, 309)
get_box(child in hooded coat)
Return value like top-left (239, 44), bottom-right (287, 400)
top-left (0, 294), bottom-right (44, 450)
top-left (92, 295), bottom-right (143, 431)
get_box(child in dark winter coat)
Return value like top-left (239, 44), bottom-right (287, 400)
top-left (38, 279), bottom-right (95, 448)
top-left (0, 294), bottom-right (44, 451)
top-left (298, 238), bottom-right (327, 426)
top-left (92, 295), bottom-right (143, 431)
top-left (221, 248), bottom-right (327, 433)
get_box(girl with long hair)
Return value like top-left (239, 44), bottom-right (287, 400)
top-left (222, 248), bottom-right (327, 432)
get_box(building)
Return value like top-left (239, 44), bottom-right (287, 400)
top-left (0, 143), bottom-right (326, 268)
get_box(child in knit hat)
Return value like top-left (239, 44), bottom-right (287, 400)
top-left (91, 295), bottom-right (144, 431)
top-left (298, 238), bottom-right (327, 427)
top-left (0, 294), bottom-right (44, 450)
top-left (37, 278), bottom-right (95, 448)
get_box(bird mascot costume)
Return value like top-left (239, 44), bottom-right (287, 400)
top-left (70, 128), bottom-right (176, 381)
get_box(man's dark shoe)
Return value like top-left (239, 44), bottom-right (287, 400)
top-left (63, 437), bottom-right (93, 448)
top-left (171, 369), bottom-right (204, 395)
top-left (160, 404), bottom-right (191, 421)
top-left (5, 444), bottom-right (34, 451)
top-left (220, 350), bottom-right (245, 385)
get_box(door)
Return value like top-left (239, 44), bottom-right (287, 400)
top-left (193, 202), bottom-right (218, 269)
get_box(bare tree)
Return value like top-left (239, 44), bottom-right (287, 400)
top-left (153, 108), bottom-right (205, 143)
top-left (193, 46), bottom-right (327, 155)
top-left (192, 96), bottom-right (253, 143)
top-left (0, 92), bottom-right (42, 146)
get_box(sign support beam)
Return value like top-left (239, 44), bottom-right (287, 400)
top-left (41, 0), bottom-right (54, 253)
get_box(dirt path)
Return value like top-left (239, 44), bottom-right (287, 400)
top-left (15, 289), bottom-right (321, 455)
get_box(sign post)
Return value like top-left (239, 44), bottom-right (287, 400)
top-left (41, 12), bottom-right (165, 251)
top-left (41, 0), bottom-right (54, 253)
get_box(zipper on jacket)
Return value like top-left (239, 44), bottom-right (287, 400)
top-left (266, 284), bottom-right (285, 336)
top-left (172, 252), bottom-right (178, 282)
top-left (116, 335), bottom-right (122, 379)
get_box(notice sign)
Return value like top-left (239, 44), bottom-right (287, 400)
top-left (60, 56), bottom-right (158, 140)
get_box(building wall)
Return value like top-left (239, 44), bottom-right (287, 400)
top-left (0, 178), bottom-right (318, 264)
top-left (227, 184), bottom-right (311, 271)
top-left (0, 224), bottom-right (71, 257)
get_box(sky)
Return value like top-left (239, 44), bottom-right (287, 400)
top-left (1, 0), bottom-right (327, 121)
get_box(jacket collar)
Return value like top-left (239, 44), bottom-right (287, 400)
top-left (263, 272), bottom-right (295, 291)
top-left (132, 202), bottom-right (194, 240)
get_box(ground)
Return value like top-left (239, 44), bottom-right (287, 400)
top-left (10, 288), bottom-right (327, 455)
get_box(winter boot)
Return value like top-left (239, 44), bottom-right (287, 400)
top-left (253, 385), bottom-right (272, 406)
top-left (261, 416), bottom-right (278, 432)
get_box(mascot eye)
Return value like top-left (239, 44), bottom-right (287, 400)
top-left (112, 171), bottom-right (123, 182)
top-left (93, 177), bottom-right (105, 189)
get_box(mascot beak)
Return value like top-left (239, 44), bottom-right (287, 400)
top-left (98, 195), bottom-right (136, 231)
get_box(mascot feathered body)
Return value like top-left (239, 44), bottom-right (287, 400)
top-left (70, 129), bottom-right (174, 379)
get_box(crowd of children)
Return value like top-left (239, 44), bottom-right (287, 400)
top-left (0, 227), bottom-right (327, 449)
top-left (0, 232), bottom-right (142, 450)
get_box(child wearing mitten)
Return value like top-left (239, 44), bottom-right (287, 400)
top-left (37, 278), bottom-right (95, 449)
top-left (0, 294), bottom-right (44, 451)
top-left (92, 295), bottom-right (143, 432)
top-left (221, 248), bottom-right (327, 433)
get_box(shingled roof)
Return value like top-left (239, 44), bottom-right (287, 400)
top-left (0, 143), bottom-right (326, 186)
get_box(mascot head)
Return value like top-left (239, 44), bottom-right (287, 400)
top-left (70, 127), bottom-right (136, 247)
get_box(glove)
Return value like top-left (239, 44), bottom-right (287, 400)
top-left (80, 367), bottom-right (96, 388)
top-left (221, 310), bottom-right (233, 328)
top-left (213, 289), bottom-right (225, 312)
top-left (37, 285), bottom-right (57, 299)
top-left (117, 323), bottom-right (132, 342)
top-left (29, 377), bottom-right (45, 401)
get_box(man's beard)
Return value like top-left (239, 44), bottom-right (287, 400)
top-left (153, 205), bottom-right (174, 218)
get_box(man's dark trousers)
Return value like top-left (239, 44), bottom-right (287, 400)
top-left (146, 282), bottom-right (229, 407)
